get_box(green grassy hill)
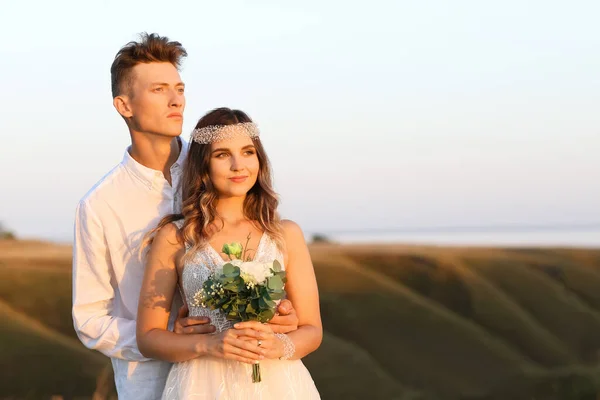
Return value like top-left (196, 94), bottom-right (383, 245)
top-left (2, 240), bottom-right (600, 399)
top-left (0, 257), bottom-right (75, 338)
top-left (0, 299), bottom-right (114, 399)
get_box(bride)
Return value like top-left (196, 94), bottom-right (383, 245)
top-left (136, 107), bottom-right (322, 399)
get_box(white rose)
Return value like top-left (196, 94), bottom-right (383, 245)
top-left (239, 261), bottom-right (273, 284)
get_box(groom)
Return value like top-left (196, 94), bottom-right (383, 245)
top-left (72, 33), bottom-right (298, 399)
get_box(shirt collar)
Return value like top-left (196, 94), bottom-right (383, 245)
top-left (121, 136), bottom-right (188, 190)
top-left (173, 136), bottom-right (189, 170)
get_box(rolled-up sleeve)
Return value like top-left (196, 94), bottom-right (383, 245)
top-left (72, 199), bottom-right (151, 361)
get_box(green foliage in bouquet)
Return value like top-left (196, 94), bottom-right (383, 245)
top-left (193, 259), bottom-right (287, 323)
top-left (190, 238), bottom-right (288, 383)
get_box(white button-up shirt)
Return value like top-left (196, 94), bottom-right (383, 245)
top-left (72, 139), bottom-right (187, 399)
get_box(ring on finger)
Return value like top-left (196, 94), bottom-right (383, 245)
top-left (257, 339), bottom-right (262, 347)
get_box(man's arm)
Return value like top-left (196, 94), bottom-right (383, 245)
top-left (71, 199), bottom-right (151, 361)
top-left (268, 299), bottom-right (299, 334)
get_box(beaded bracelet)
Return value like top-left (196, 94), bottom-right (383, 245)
top-left (275, 333), bottom-right (295, 360)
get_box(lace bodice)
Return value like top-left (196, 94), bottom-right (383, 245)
top-left (173, 220), bottom-right (285, 333)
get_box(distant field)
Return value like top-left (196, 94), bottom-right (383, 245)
top-left (2, 239), bottom-right (600, 399)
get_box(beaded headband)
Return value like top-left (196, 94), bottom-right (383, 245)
top-left (190, 122), bottom-right (260, 144)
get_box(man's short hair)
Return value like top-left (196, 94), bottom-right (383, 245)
top-left (110, 32), bottom-right (187, 98)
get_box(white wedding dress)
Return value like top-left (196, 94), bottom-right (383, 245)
top-left (161, 221), bottom-right (320, 399)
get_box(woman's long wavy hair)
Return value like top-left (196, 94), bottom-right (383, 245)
top-left (143, 107), bottom-right (285, 263)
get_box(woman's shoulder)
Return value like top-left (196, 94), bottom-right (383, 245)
top-left (153, 220), bottom-right (185, 249)
top-left (280, 219), bottom-right (306, 244)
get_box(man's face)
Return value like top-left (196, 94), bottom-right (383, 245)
top-left (121, 62), bottom-right (186, 138)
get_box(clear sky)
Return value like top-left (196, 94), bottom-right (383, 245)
top-left (1, 0), bottom-right (599, 241)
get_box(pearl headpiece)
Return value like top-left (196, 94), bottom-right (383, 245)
top-left (190, 122), bottom-right (260, 144)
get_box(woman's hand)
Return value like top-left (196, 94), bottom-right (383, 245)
top-left (203, 327), bottom-right (266, 364)
top-left (234, 321), bottom-right (284, 360)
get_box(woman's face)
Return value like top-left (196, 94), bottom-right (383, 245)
top-left (208, 134), bottom-right (260, 198)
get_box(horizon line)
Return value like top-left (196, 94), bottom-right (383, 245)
top-left (309, 222), bottom-right (600, 236)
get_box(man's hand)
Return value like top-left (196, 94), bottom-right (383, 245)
top-left (173, 304), bottom-right (216, 334)
top-left (267, 299), bottom-right (299, 334)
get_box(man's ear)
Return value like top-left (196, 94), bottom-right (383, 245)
top-left (113, 95), bottom-right (133, 119)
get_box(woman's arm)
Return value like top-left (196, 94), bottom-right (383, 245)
top-left (280, 219), bottom-right (323, 358)
top-left (236, 219), bottom-right (323, 359)
top-left (136, 223), bottom-right (265, 364)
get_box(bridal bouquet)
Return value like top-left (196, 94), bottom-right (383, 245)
top-left (190, 237), bottom-right (286, 383)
